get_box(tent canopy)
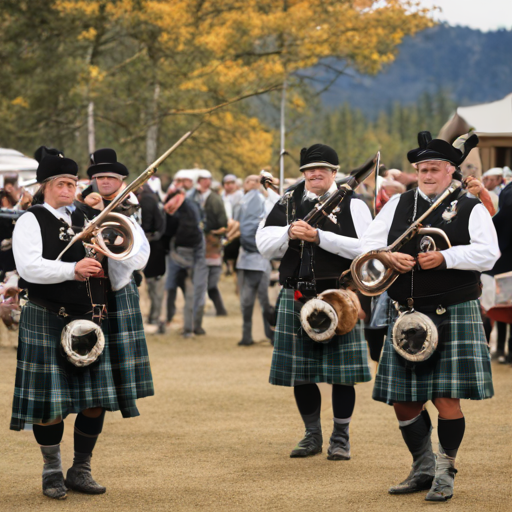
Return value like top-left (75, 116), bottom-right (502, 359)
top-left (0, 148), bottom-right (38, 174)
top-left (457, 93), bottom-right (512, 136)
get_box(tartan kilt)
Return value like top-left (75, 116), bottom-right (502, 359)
top-left (10, 280), bottom-right (154, 430)
top-left (269, 288), bottom-right (372, 387)
top-left (106, 280), bottom-right (154, 418)
top-left (372, 299), bottom-right (494, 404)
top-left (11, 302), bottom-right (119, 430)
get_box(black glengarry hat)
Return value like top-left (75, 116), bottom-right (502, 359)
top-left (407, 131), bottom-right (479, 167)
top-left (34, 146), bottom-right (64, 163)
top-left (299, 144), bottom-right (340, 172)
top-left (36, 154), bottom-right (78, 183)
top-left (87, 148), bottom-right (129, 179)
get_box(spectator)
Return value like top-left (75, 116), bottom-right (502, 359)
top-left (162, 186), bottom-right (204, 338)
top-left (221, 174), bottom-right (243, 275)
top-left (221, 174), bottom-right (243, 221)
top-left (188, 170), bottom-right (229, 332)
top-left (236, 175), bottom-right (274, 346)
top-left (138, 183), bottom-right (166, 334)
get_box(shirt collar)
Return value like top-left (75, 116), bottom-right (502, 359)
top-left (43, 202), bottom-right (72, 222)
top-left (303, 181), bottom-right (337, 201)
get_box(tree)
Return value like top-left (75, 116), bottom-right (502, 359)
top-left (0, 0), bottom-right (434, 178)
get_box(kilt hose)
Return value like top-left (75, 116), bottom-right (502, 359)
top-left (373, 299), bottom-right (494, 405)
top-left (10, 281), bottom-right (154, 430)
top-left (269, 288), bottom-right (372, 387)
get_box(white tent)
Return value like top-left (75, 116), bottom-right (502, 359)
top-left (457, 93), bottom-right (512, 135)
top-left (0, 148), bottom-right (38, 187)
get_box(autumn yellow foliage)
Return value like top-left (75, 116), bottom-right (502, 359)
top-left (1, 0), bottom-right (433, 177)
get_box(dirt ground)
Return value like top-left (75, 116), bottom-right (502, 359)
top-left (0, 277), bottom-right (511, 512)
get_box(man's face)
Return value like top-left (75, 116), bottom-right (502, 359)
top-left (416, 161), bottom-right (453, 198)
top-left (223, 180), bottom-right (237, 194)
top-left (182, 178), bottom-right (193, 190)
top-left (197, 177), bottom-right (211, 192)
top-left (45, 177), bottom-right (77, 208)
top-left (243, 175), bottom-right (260, 193)
top-left (4, 183), bottom-right (20, 202)
top-left (303, 167), bottom-right (336, 196)
top-left (95, 176), bottom-right (123, 197)
top-left (482, 175), bottom-right (502, 191)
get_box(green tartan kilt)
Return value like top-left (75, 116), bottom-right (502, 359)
top-left (372, 299), bottom-right (494, 405)
top-left (269, 288), bottom-right (372, 387)
top-left (10, 281), bottom-right (154, 430)
top-left (106, 280), bottom-right (154, 417)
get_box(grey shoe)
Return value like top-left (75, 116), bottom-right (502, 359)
top-left (327, 421), bottom-right (350, 461)
top-left (290, 421), bottom-right (323, 458)
top-left (66, 453), bottom-right (106, 495)
top-left (389, 415), bottom-right (435, 494)
top-left (425, 445), bottom-right (457, 502)
top-left (40, 445), bottom-right (67, 500)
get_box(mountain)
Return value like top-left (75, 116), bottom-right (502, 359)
top-left (317, 25), bottom-right (512, 115)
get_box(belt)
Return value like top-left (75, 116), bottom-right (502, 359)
top-left (391, 282), bottom-right (481, 311)
top-left (28, 297), bottom-right (92, 318)
top-left (284, 277), bottom-right (340, 292)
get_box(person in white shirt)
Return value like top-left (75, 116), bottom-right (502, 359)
top-left (363, 132), bottom-right (500, 502)
top-left (10, 150), bottom-right (152, 500)
top-left (256, 144), bottom-right (372, 462)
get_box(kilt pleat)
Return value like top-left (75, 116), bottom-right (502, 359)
top-left (372, 300), bottom-right (494, 404)
top-left (10, 280), bottom-right (154, 431)
top-left (269, 288), bottom-right (372, 386)
top-left (107, 281), bottom-right (154, 418)
top-left (11, 302), bottom-right (119, 430)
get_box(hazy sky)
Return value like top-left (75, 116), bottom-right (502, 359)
top-left (418, 0), bottom-right (512, 31)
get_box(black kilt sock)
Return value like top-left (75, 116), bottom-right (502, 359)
top-left (33, 421), bottom-right (64, 446)
top-left (294, 383), bottom-right (321, 425)
top-left (438, 416), bottom-right (465, 458)
top-left (74, 411), bottom-right (106, 455)
top-left (332, 384), bottom-right (355, 420)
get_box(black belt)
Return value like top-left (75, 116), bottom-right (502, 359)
top-left (28, 297), bottom-right (92, 318)
top-left (283, 277), bottom-right (340, 293)
top-left (391, 282), bottom-right (481, 310)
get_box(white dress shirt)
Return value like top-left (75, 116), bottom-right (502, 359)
top-left (360, 191), bottom-right (500, 272)
top-left (13, 202), bottom-right (150, 291)
top-left (13, 203), bottom-right (77, 284)
top-left (256, 185), bottom-right (372, 260)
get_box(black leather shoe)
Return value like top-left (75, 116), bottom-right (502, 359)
top-left (238, 339), bottom-right (254, 346)
top-left (290, 431), bottom-right (322, 458)
top-left (388, 473), bottom-right (434, 494)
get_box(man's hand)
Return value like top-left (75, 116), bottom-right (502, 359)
top-left (19, 189), bottom-right (33, 210)
top-left (289, 220), bottom-right (319, 243)
top-left (74, 258), bottom-right (103, 281)
top-left (380, 252), bottom-right (416, 273)
top-left (417, 251), bottom-right (445, 270)
top-left (465, 176), bottom-right (496, 216)
top-left (465, 176), bottom-right (483, 197)
top-left (164, 191), bottom-right (185, 215)
top-left (84, 192), bottom-right (105, 211)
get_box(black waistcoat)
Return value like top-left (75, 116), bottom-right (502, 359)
top-left (264, 181), bottom-right (357, 287)
top-left (387, 188), bottom-right (481, 307)
top-left (24, 205), bottom-right (93, 315)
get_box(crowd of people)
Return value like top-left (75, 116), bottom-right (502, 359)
top-left (0, 133), bottom-right (511, 504)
